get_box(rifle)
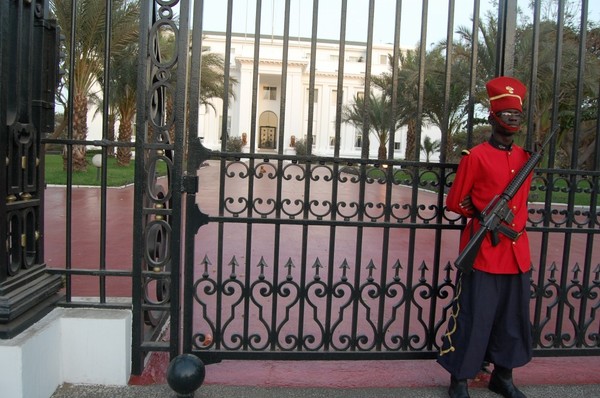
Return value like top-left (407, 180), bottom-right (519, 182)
top-left (454, 125), bottom-right (560, 273)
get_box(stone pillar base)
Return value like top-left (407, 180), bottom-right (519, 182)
top-left (0, 264), bottom-right (63, 339)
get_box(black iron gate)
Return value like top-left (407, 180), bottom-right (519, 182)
top-left (129, 0), bottom-right (599, 375)
top-left (12, 0), bottom-right (596, 378)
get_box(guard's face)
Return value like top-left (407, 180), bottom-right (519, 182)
top-left (495, 109), bottom-right (523, 131)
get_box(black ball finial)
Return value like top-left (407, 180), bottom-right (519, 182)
top-left (166, 354), bottom-right (205, 397)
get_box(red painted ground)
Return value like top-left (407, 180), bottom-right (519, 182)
top-left (131, 351), bottom-right (600, 388)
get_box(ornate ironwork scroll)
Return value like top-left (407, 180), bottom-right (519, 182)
top-left (132, 0), bottom-right (186, 373)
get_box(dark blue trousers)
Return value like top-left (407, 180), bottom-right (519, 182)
top-left (437, 270), bottom-right (533, 380)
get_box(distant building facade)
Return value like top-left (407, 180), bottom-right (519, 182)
top-left (86, 32), bottom-right (442, 160)
top-left (198, 32), bottom-right (418, 159)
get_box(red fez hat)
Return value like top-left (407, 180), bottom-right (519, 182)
top-left (486, 76), bottom-right (526, 113)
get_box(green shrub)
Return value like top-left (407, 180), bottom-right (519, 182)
top-left (294, 138), bottom-right (308, 156)
top-left (226, 136), bottom-right (244, 152)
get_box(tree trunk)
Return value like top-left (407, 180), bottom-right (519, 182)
top-left (378, 143), bottom-right (387, 160)
top-left (63, 93), bottom-right (89, 171)
top-left (116, 117), bottom-right (133, 166)
top-left (107, 113), bottom-right (116, 157)
top-left (47, 109), bottom-right (67, 153)
top-left (444, 133), bottom-right (454, 163)
top-left (404, 119), bottom-right (417, 161)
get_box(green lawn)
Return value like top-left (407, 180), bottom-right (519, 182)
top-left (44, 152), bottom-right (165, 187)
top-left (364, 166), bottom-right (595, 206)
top-left (45, 155), bottom-right (595, 206)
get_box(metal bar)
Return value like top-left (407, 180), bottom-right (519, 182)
top-left (268, 0), bottom-right (292, 351)
top-left (531, 22), bottom-right (556, 345)
top-left (525, 0), bottom-right (542, 150)
top-left (97, 0), bottom-right (112, 305)
top-left (402, 0), bottom-right (429, 350)
top-left (169, 0), bottom-right (194, 359)
top-left (560, 0), bottom-right (589, 348)
top-left (64, 0), bottom-right (78, 303)
top-left (191, 347), bottom-right (600, 361)
top-left (542, 0), bottom-right (569, 347)
top-left (465, 0), bottom-right (480, 149)
top-left (376, 0), bottom-right (404, 352)
top-left (131, 0), bottom-right (152, 376)
top-left (579, 79), bottom-right (600, 347)
top-left (182, 0), bottom-right (205, 353)
top-left (297, 0), bottom-right (320, 350)
top-left (325, 0), bottom-right (349, 353)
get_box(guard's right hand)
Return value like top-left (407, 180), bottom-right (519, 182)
top-left (459, 195), bottom-right (475, 214)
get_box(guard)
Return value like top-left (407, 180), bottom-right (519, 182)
top-left (438, 76), bottom-right (533, 398)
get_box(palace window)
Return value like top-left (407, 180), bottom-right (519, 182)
top-left (263, 86), bottom-right (277, 101)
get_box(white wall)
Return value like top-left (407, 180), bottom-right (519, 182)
top-left (0, 308), bottom-right (132, 398)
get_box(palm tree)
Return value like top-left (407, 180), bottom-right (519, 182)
top-left (377, 49), bottom-right (423, 161)
top-left (50, 0), bottom-right (140, 171)
top-left (156, 31), bottom-right (237, 144)
top-left (515, 19), bottom-right (600, 168)
top-left (420, 135), bottom-right (441, 162)
top-left (342, 92), bottom-right (398, 160)
top-left (374, 46), bottom-right (470, 162)
top-left (421, 45), bottom-right (472, 162)
top-left (111, 45), bottom-right (138, 166)
top-left (454, 10), bottom-right (498, 88)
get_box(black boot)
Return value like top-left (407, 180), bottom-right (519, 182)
top-left (448, 376), bottom-right (470, 398)
top-left (488, 366), bottom-right (526, 398)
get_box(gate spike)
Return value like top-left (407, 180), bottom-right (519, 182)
top-left (392, 260), bottom-right (403, 282)
top-left (312, 258), bottom-right (323, 280)
top-left (285, 257), bottom-right (295, 281)
top-left (594, 264), bottom-right (600, 284)
top-left (572, 263), bottom-right (581, 283)
top-left (201, 255), bottom-right (212, 278)
top-left (339, 259), bottom-right (350, 282)
top-left (257, 256), bottom-right (268, 280)
top-left (418, 261), bottom-right (428, 282)
top-left (444, 261), bottom-right (453, 282)
top-left (366, 260), bottom-right (376, 282)
top-left (229, 256), bottom-right (239, 279)
top-left (549, 262), bottom-right (558, 283)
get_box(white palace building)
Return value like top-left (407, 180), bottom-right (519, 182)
top-left (195, 32), bottom-right (439, 159)
top-left (87, 32), bottom-right (441, 160)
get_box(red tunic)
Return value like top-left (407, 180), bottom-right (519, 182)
top-left (446, 141), bottom-right (532, 274)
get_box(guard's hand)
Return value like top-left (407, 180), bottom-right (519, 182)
top-left (459, 195), bottom-right (474, 213)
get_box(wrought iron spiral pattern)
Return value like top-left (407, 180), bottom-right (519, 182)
top-left (220, 158), bottom-right (457, 225)
top-left (528, 171), bottom-right (600, 229)
top-left (140, 1), bottom-right (178, 327)
top-left (192, 256), bottom-right (599, 354)
top-left (190, 155), bottom-right (599, 358)
top-left (192, 256), bottom-right (460, 353)
top-left (531, 262), bottom-right (600, 349)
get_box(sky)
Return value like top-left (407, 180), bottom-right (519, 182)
top-left (199, 0), bottom-right (600, 49)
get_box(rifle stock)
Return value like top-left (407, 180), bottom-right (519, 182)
top-left (453, 126), bottom-right (559, 273)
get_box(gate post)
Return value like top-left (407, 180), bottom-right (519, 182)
top-left (0, 0), bottom-right (63, 339)
top-left (132, 0), bottom-right (193, 375)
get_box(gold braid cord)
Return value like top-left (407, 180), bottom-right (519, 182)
top-left (439, 276), bottom-right (464, 356)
